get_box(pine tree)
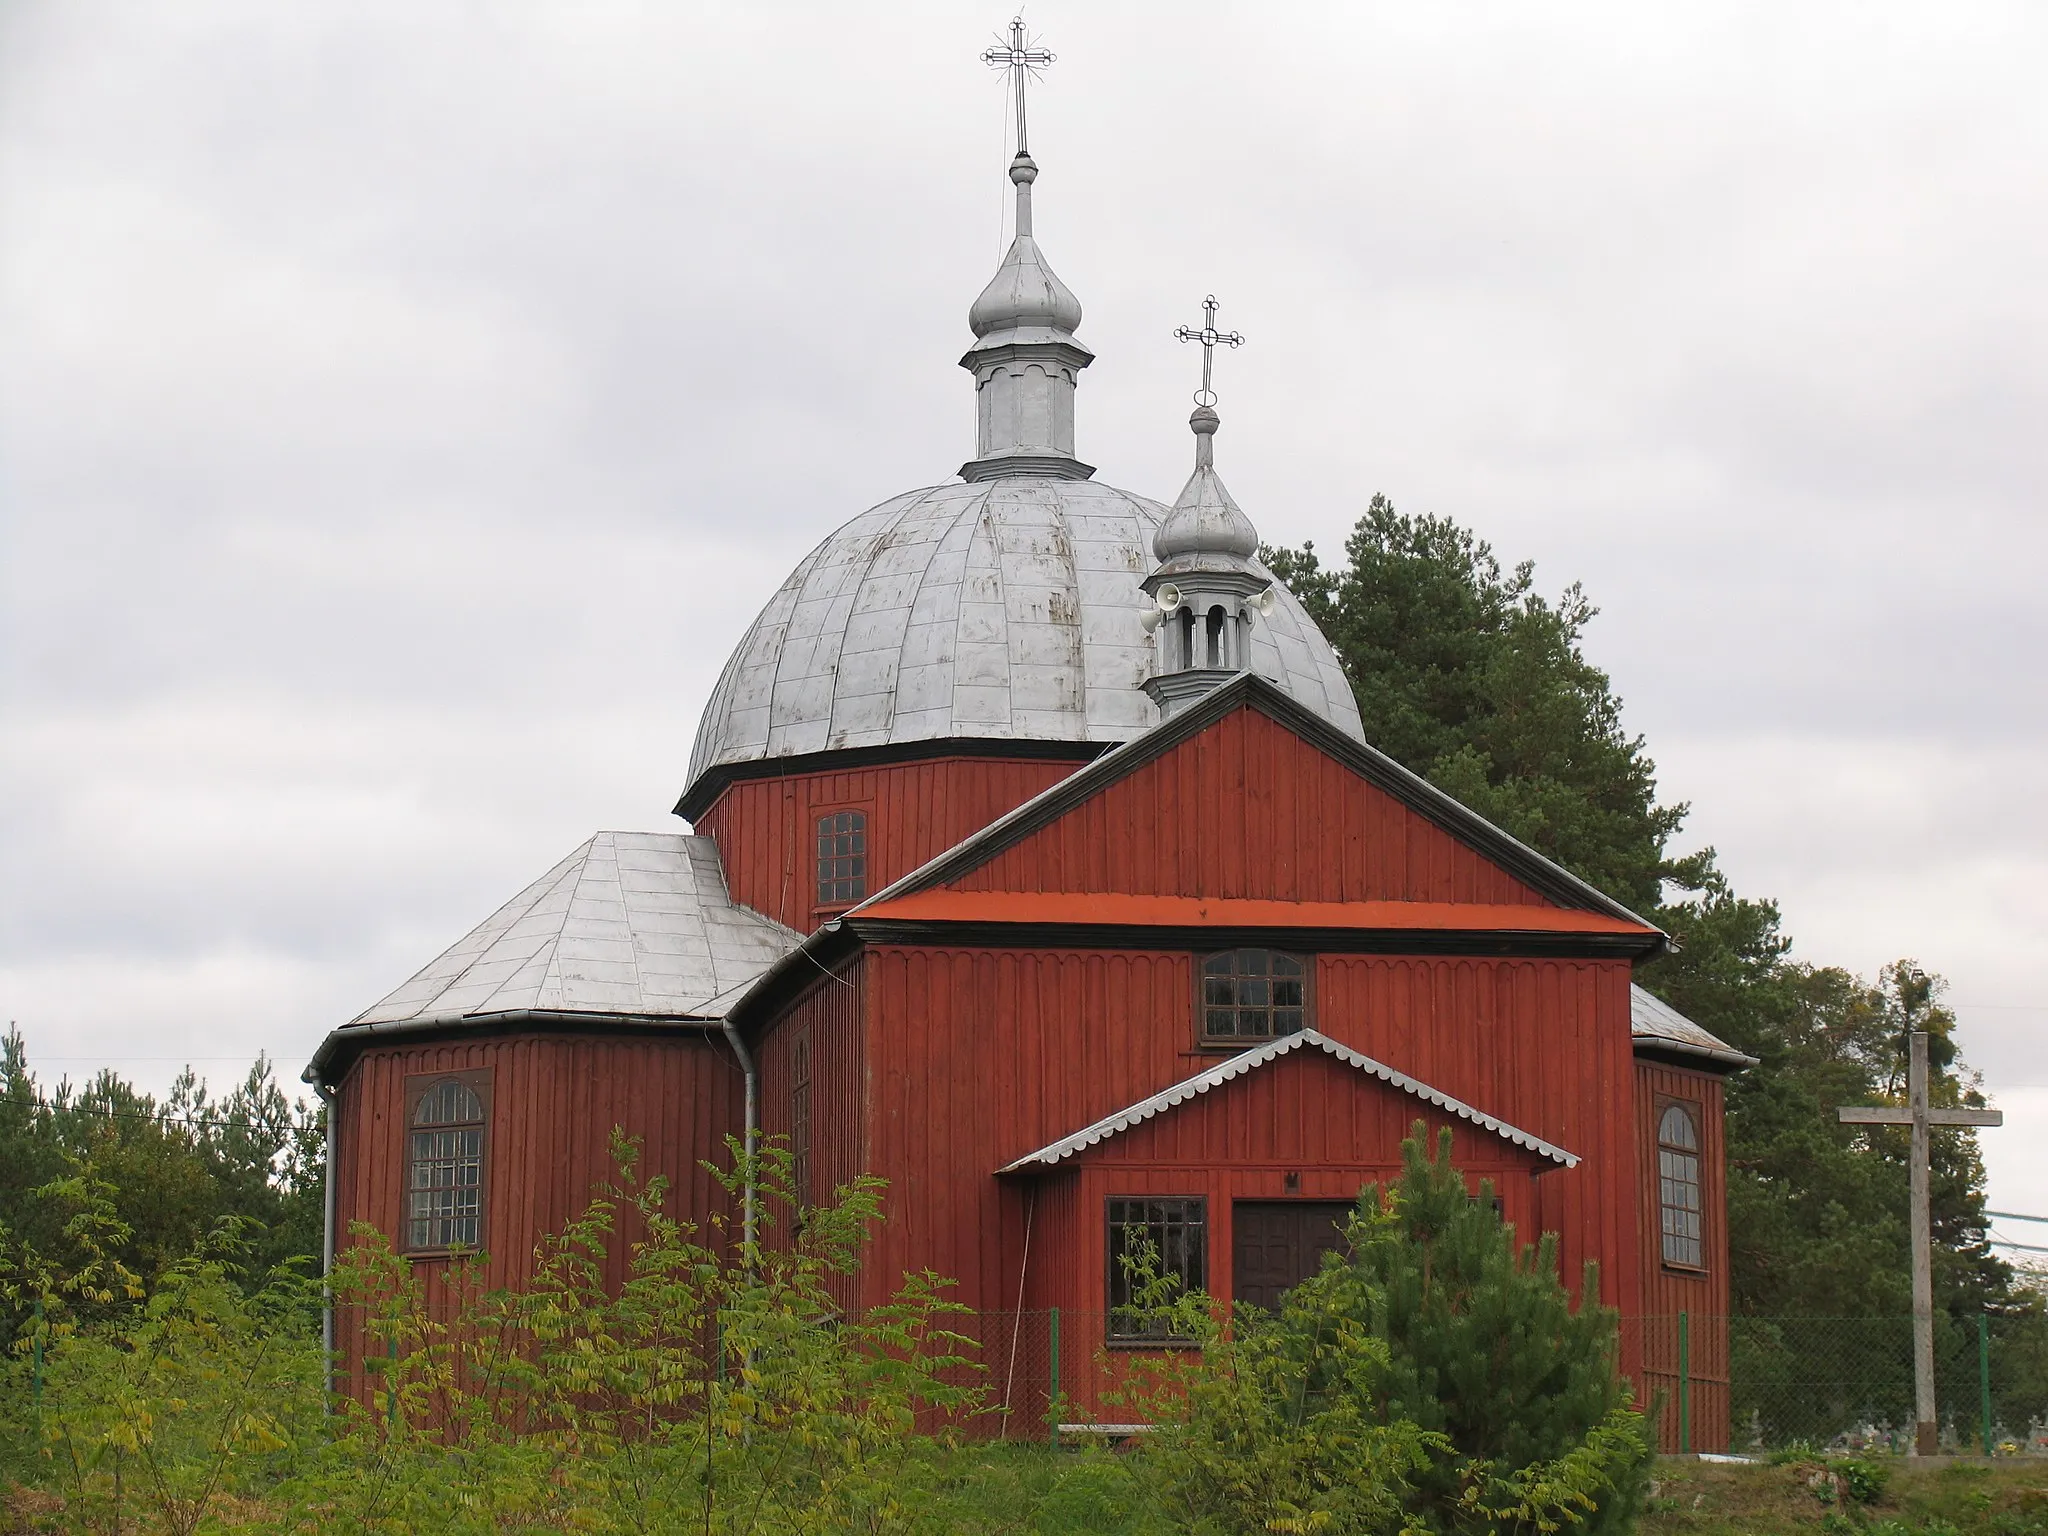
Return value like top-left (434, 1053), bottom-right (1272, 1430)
top-left (1327, 1124), bottom-right (1651, 1532)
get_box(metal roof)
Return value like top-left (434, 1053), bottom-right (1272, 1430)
top-left (683, 477), bottom-right (1367, 794)
top-left (997, 1028), bottom-right (1580, 1173)
top-left (1629, 984), bottom-right (1757, 1067)
top-left (346, 832), bottom-right (798, 1028)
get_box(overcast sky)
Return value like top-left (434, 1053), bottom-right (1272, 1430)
top-left (3, 3), bottom-right (2044, 1241)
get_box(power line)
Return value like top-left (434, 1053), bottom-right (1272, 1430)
top-left (1987, 1210), bottom-right (2048, 1225)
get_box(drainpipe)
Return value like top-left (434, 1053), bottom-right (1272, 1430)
top-left (315, 1077), bottom-right (338, 1407)
top-left (721, 1020), bottom-right (758, 1257)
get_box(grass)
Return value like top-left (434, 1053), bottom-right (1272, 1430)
top-left (6, 1446), bottom-right (2045, 1533)
top-left (1638, 1459), bottom-right (2047, 1536)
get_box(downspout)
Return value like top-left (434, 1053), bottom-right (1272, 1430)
top-left (315, 1077), bottom-right (337, 1409)
top-left (722, 1020), bottom-right (758, 1257)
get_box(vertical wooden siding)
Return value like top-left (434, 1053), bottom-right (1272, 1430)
top-left (851, 945), bottom-right (1642, 1338)
top-left (332, 1031), bottom-right (743, 1391)
top-left (692, 756), bottom-right (1083, 931)
top-left (948, 706), bottom-right (1557, 906)
top-left (1635, 1058), bottom-right (1731, 1452)
top-left (756, 958), bottom-right (868, 1310)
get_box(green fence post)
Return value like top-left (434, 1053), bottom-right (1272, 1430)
top-left (1979, 1312), bottom-right (1993, 1456)
top-left (1678, 1311), bottom-right (1691, 1455)
top-left (31, 1295), bottom-right (44, 1414)
top-left (1048, 1307), bottom-right (1061, 1451)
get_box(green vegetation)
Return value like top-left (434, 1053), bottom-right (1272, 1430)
top-left (1267, 501), bottom-right (2048, 1399)
top-left (2, 1127), bottom-right (1659, 1533)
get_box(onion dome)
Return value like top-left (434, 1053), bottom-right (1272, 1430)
top-left (1151, 405), bottom-right (1261, 566)
top-left (968, 154), bottom-right (1085, 339)
top-left (681, 478), bottom-right (1364, 804)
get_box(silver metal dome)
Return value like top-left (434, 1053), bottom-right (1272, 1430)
top-left (685, 476), bottom-right (1366, 790)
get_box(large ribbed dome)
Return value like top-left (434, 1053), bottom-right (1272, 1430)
top-left (684, 476), bottom-right (1366, 790)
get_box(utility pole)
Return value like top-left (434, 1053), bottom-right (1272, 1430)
top-left (1837, 1023), bottom-right (2002, 1456)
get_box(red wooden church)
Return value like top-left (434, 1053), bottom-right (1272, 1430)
top-left (308, 93), bottom-right (1753, 1450)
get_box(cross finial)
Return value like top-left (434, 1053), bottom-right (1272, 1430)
top-left (983, 16), bottom-right (1055, 158)
top-left (1175, 295), bottom-right (1246, 408)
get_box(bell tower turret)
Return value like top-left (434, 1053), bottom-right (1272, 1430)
top-left (1141, 296), bottom-right (1275, 718)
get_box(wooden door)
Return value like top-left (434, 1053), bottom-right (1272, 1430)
top-left (1231, 1201), bottom-right (1353, 1311)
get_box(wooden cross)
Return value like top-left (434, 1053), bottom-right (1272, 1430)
top-left (1174, 295), bottom-right (1246, 407)
top-left (1837, 1026), bottom-right (2002, 1455)
top-left (982, 16), bottom-right (1055, 157)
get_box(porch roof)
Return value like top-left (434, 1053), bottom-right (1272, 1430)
top-left (995, 1028), bottom-right (1580, 1174)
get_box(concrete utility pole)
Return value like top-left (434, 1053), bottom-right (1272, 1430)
top-left (1837, 1027), bottom-right (2002, 1456)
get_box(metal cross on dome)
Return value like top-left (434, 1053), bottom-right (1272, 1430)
top-left (1175, 295), bottom-right (1246, 407)
top-left (983, 16), bottom-right (1055, 157)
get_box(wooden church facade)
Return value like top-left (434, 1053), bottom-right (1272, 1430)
top-left (314, 679), bottom-right (1747, 1449)
top-left (311, 79), bottom-right (1751, 1449)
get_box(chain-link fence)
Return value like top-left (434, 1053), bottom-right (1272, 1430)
top-left (942, 1309), bottom-right (2048, 1453)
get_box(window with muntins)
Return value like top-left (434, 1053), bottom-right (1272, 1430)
top-left (406, 1073), bottom-right (488, 1252)
top-left (1658, 1101), bottom-right (1704, 1270)
top-left (1107, 1197), bottom-right (1207, 1342)
top-left (815, 810), bottom-right (868, 907)
top-left (1200, 950), bottom-right (1307, 1042)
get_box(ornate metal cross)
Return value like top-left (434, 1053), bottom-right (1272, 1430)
top-left (983, 16), bottom-right (1055, 156)
top-left (1175, 295), bottom-right (1245, 407)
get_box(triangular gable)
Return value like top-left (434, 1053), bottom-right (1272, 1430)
top-left (851, 673), bottom-right (1659, 934)
top-left (996, 1028), bottom-right (1579, 1173)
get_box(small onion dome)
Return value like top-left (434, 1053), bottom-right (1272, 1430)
top-left (1151, 406), bottom-right (1260, 562)
top-left (968, 154), bottom-right (1085, 338)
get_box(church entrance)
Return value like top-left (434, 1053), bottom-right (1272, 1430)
top-left (1230, 1201), bottom-right (1353, 1310)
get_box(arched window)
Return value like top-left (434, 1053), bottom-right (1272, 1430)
top-left (1200, 950), bottom-right (1308, 1043)
top-left (1205, 606), bottom-right (1226, 668)
top-left (1657, 1101), bottom-right (1704, 1270)
top-left (816, 809), bottom-right (868, 907)
top-left (405, 1071), bottom-right (490, 1253)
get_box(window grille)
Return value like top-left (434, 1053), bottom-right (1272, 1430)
top-left (1658, 1101), bottom-right (1704, 1269)
top-left (815, 809), bottom-right (868, 906)
top-left (407, 1075), bottom-right (487, 1252)
top-left (791, 1030), bottom-right (812, 1209)
top-left (1200, 950), bottom-right (1307, 1041)
top-left (1107, 1197), bottom-right (1206, 1342)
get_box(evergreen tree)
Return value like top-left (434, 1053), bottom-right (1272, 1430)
top-left (1266, 499), bottom-right (2037, 1354)
top-left (0, 1026), bottom-right (324, 1353)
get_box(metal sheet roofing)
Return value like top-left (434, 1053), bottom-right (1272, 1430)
top-left (684, 476), bottom-right (1366, 792)
top-left (1630, 984), bottom-right (1757, 1067)
top-left (349, 832), bottom-right (799, 1027)
top-left (997, 1028), bottom-right (1580, 1173)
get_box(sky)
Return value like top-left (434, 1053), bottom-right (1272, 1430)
top-left (2, 3), bottom-right (2043, 1244)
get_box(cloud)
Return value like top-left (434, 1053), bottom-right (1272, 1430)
top-left (2, 2), bottom-right (2043, 1215)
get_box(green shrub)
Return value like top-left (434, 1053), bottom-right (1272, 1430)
top-left (1117, 1122), bottom-right (1652, 1534)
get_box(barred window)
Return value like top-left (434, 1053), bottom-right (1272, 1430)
top-left (816, 810), bottom-right (868, 907)
top-left (790, 1029), bottom-right (812, 1209)
top-left (1107, 1197), bottom-right (1207, 1342)
top-left (1658, 1102), bottom-right (1704, 1270)
top-left (1200, 950), bottom-right (1307, 1042)
top-left (406, 1073), bottom-right (489, 1253)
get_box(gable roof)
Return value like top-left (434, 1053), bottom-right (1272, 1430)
top-left (996, 1028), bottom-right (1580, 1173)
top-left (324, 832), bottom-right (797, 1060)
top-left (1631, 984), bottom-right (1757, 1068)
top-left (847, 672), bottom-right (1662, 939)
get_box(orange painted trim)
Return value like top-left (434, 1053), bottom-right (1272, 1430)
top-left (854, 889), bottom-right (1654, 934)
